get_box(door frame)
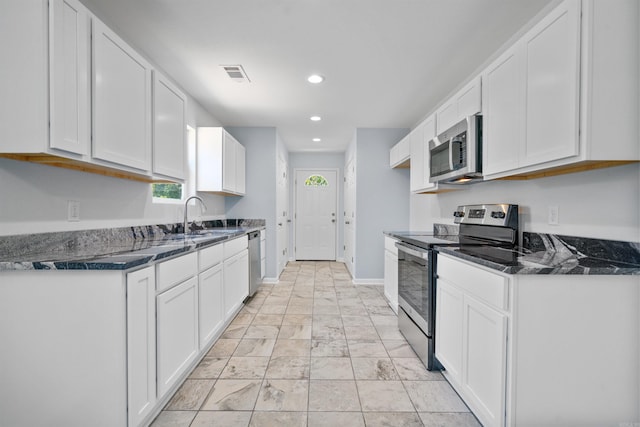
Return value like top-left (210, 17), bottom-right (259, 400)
top-left (293, 168), bottom-right (340, 261)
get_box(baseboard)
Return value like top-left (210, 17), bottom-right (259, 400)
top-left (352, 278), bottom-right (384, 286)
top-left (336, 257), bottom-right (345, 263)
top-left (261, 277), bottom-right (279, 284)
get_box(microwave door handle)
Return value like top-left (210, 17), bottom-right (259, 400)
top-left (448, 138), bottom-right (454, 171)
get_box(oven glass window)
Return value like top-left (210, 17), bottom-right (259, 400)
top-left (397, 249), bottom-right (430, 329)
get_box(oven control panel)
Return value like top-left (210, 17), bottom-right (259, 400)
top-left (453, 204), bottom-right (518, 227)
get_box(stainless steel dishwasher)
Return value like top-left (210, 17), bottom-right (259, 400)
top-left (247, 231), bottom-right (261, 296)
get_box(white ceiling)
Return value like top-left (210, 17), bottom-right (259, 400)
top-left (80, 0), bottom-right (553, 152)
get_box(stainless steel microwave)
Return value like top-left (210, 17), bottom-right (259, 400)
top-left (428, 115), bottom-right (482, 184)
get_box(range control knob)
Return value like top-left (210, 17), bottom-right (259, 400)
top-left (491, 211), bottom-right (506, 219)
top-left (453, 211), bottom-right (465, 218)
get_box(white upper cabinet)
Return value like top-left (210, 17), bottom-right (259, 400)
top-left (482, 46), bottom-right (522, 176)
top-left (411, 114), bottom-right (441, 193)
top-left (92, 19), bottom-right (152, 172)
top-left (153, 72), bottom-right (186, 181)
top-left (49, 0), bottom-right (90, 156)
top-left (483, 0), bottom-right (580, 178)
top-left (483, 0), bottom-right (638, 180)
top-left (197, 127), bottom-right (246, 196)
top-left (390, 134), bottom-right (411, 168)
top-left (436, 76), bottom-right (481, 132)
top-left (0, 0), bottom-right (90, 158)
top-left (521, 0), bottom-right (580, 168)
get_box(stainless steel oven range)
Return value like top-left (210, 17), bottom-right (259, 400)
top-left (395, 204), bottom-right (519, 370)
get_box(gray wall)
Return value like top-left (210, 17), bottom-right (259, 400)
top-left (355, 128), bottom-right (410, 280)
top-left (289, 152), bottom-right (345, 261)
top-left (225, 127), bottom-right (279, 279)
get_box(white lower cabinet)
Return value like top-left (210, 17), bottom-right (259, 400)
top-left (126, 266), bottom-right (157, 427)
top-left (0, 235), bottom-right (255, 426)
top-left (436, 276), bottom-right (506, 427)
top-left (224, 249), bottom-right (249, 318)
top-left (156, 276), bottom-right (199, 398)
top-left (435, 280), bottom-right (463, 381)
top-left (436, 253), bottom-right (639, 427)
top-left (383, 236), bottom-right (398, 313)
top-left (462, 294), bottom-right (507, 427)
top-left (198, 263), bottom-right (224, 347)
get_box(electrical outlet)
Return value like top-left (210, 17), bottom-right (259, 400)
top-left (67, 200), bottom-right (80, 222)
top-left (548, 205), bottom-right (559, 225)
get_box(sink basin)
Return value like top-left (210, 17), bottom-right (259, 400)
top-left (189, 229), bottom-right (240, 236)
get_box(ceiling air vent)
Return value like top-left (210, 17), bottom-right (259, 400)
top-left (221, 65), bottom-right (250, 83)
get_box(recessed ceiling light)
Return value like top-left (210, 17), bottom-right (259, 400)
top-left (307, 74), bottom-right (324, 84)
top-left (312, 138), bottom-right (322, 142)
top-left (310, 116), bottom-right (322, 121)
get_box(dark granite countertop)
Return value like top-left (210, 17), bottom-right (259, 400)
top-left (436, 233), bottom-right (640, 275)
top-left (387, 228), bottom-right (640, 275)
top-left (0, 219), bottom-right (265, 271)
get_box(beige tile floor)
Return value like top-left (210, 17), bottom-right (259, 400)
top-left (150, 261), bottom-right (481, 427)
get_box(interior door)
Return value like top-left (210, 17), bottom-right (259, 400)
top-left (343, 158), bottom-right (356, 274)
top-left (276, 152), bottom-right (289, 274)
top-left (295, 169), bottom-right (337, 260)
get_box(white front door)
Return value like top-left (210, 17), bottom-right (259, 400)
top-left (295, 169), bottom-right (337, 260)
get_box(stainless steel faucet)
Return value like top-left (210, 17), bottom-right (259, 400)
top-left (184, 196), bottom-right (207, 234)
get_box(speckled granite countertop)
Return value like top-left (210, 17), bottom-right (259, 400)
top-left (437, 233), bottom-right (640, 275)
top-left (387, 227), bottom-right (640, 275)
top-left (0, 219), bottom-right (265, 271)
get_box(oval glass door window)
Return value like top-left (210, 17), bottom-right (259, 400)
top-left (304, 174), bottom-right (328, 186)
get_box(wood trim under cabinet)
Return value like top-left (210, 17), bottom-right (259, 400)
top-left (0, 153), bottom-right (177, 183)
top-left (497, 160), bottom-right (638, 180)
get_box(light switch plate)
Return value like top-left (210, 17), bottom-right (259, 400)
top-left (68, 200), bottom-right (80, 222)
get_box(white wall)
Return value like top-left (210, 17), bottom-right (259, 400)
top-left (289, 152), bottom-right (345, 261)
top-left (410, 163), bottom-right (640, 242)
top-left (0, 96), bottom-right (225, 236)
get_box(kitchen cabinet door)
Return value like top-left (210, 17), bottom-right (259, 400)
top-left (222, 134), bottom-right (236, 193)
top-left (383, 245), bottom-right (398, 314)
top-left (521, 0), bottom-right (580, 168)
top-left (436, 77), bottom-right (481, 132)
top-left (126, 266), bottom-right (156, 427)
top-left (390, 134), bottom-right (410, 168)
top-left (156, 276), bottom-right (199, 398)
top-left (236, 142), bottom-right (246, 194)
top-left (199, 263), bottom-right (224, 348)
top-left (223, 249), bottom-right (249, 318)
top-left (92, 19), bottom-right (152, 172)
top-left (462, 294), bottom-right (508, 427)
top-left (197, 127), bottom-right (245, 195)
top-left (409, 124), bottom-right (424, 193)
top-left (414, 114), bottom-right (439, 193)
top-left (435, 279), bottom-right (464, 382)
top-left (153, 71), bottom-right (186, 180)
top-left (49, 0), bottom-right (90, 156)
top-left (482, 47), bottom-right (522, 176)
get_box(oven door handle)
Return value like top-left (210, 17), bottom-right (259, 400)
top-left (395, 242), bottom-right (429, 260)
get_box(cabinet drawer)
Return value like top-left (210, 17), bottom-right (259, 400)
top-left (384, 236), bottom-right (398, 255)
top-left (437, 254), bottom-right (509, 311)
top-left (199, 243), bottom-right (223, 272)
top-left (156, 252), bottom-right (197, 293)
top-left (224, 235), bottom-right (248, 259)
